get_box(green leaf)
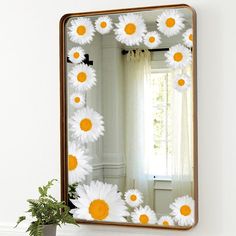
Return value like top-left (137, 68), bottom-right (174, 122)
top-left (68, 182), bottom-right (79, 199)
top-left (14, 216), bottom-right (26, 228)
top-left (38, 179), bottom-right (57, 197)
top-left (27, 222), bottom-right (43, 236)
top-left (16, 178), bottom-right (79, 235)
top-left (38, 187), bottom-right (44, 195)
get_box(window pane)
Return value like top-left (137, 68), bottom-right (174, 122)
top-left (146, 71), bottom-right (173, 177)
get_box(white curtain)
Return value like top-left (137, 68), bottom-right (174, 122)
top-left (170, 67), bottom-right (194, 199)
top-left (124, 50), bottom-right (154, 207)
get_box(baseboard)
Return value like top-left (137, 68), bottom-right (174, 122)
top-left (0, 223), bottom-right (26, 236)
top-left (0, 223), bottom-right (80, 236)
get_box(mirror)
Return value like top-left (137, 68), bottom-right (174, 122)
top-left (60, 4), bottom-right (198, 230)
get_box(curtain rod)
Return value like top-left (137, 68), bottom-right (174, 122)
top-left (121, 48), bottom-right (169, 55)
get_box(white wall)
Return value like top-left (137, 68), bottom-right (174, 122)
top-left (0, 0), bottom-right (235, 235)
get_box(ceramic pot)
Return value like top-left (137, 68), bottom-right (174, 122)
top-left (42, 224), bottom-right (57, 236)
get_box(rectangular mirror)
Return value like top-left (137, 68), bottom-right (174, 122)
top-left (60, 4), bottom-right (198, 230)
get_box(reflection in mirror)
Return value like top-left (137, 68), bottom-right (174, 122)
top-left (62, 5), bottom-right (197, 229)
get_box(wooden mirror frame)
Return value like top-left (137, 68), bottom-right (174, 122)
top-left (60, 4), bottom-right (198, 230)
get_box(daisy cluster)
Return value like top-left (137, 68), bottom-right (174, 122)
top-left (67, 10), bottom-right (193, 94)
top-left (67, 18), bottom-right (106, 185)
top-left (67, 11), bottom-right (192, 49)
top-left (70, 181), bottom-right (195, 227)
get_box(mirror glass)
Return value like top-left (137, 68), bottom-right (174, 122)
top-left (61, 5), bottom-right (197, 229)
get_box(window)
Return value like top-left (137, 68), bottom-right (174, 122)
top-left (146, 69), bottom-right (173, 179)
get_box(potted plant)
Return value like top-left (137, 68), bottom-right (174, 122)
top-left (15, 179), bottom-right (78, 236)
top-left (68, 182), bottom-right (79, 209)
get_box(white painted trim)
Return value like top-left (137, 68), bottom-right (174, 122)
top-left (154, 179), bottom-right (172, 190)
top-left (0, 223), bottom-right (82, 236)
top-left (93, 162), bottom-right (125, 169)
top-left (92, 162), bottom-right (126, 179)
top-left (0, 223), bottom-right (29, 236)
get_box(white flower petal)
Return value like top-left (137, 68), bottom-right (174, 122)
top-left (169, 195), bottom-right (195, 226)
top-left (68, 142), bottom-right (93, 184)
top-left (165, 44), bottom-right (192, 69)
top-left (68, 46), bottom-right (86, 64)
top-left (69, 92), bottom-right (85, 109)
top-left (69, 63), bottom-right (96, 92)
top-left (157, 9), bottom-right (185, 37)
top-left (183, 28), bottom-right (193, 48)
top-left (95, 16), bottom-right (113, 34)
top-left (157, 216), bottom-right (175, 226)
top-left (68, 17), bottom-right (95, 44)
top-left (173, 73), bottom-right (191, 92)
top-left (124, 189), bottom-right (143, 208)
top-left (71, 181), bottom-right (129, 222)
top-left (131, 205), bottom-right (157, 225)
top-left (114, 13), bottom-right (147, 46)
top-left (70, 107), bottom-right (104, 144)
top-left (144, 31), bottom-right (161, 49)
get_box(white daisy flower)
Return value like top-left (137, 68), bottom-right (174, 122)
top-left (69, 92), bottom-right (85, 109)
top-left (68, 17), bottom-right (95, 45)
top-left (157, 9), bottom-right (185, 37)
top-left (124, 189), bottom-right (143, 208)
top-left (157, 216), bottom-right (175, 226)
top-left (68, 46), bottom-right (86, 64)
top-left (70, 107), bottom-right (104, 144)
top-left (114, 13), bottom-right (147, 46)
top-left (68, 142), bottom-right (92, 184)
top-left (165, 44), bottom-right (192, 69)
top-left (69, 63), bottom-right (96, 92)
top-left (183, 28), bottom-right (193, 48)
top-left (95, 16), bottom-right (113, 34)
top-left (170, 195), bottom-right (195, 226)
top-left (144, 31), bottom-right (161, 49)
top-left (131, 205), bottom-right (157, 225)
top-left (173, 74), bottom-right (191, 92)
top-left (70, 181), bottom-right (129, 222)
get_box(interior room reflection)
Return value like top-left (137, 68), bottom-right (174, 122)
top-left (66, 7), bottom-right (195, 227)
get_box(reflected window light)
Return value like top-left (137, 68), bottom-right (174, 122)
top-left (144, 70), bottom-right (173, 179)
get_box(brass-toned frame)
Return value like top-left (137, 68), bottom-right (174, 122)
top-left (60, 4), bottom-right (198, 230)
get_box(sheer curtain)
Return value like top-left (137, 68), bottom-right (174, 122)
top-left (124, 50), bottom-right (154, 207)
top-left (170, 66), bottom-right (194, 199)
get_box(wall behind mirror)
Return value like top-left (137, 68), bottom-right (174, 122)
top-left (60, 4), bottom-right (197, 230)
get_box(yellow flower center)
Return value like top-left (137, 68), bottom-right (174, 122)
top-left (180, 205), bottom-right (191, 216)
top-left (163, 221), bottom-right (169, 226)
top-left (77, 72), bottom-right (87, 82)
top-left (80, 118), bottom-right (93, 131)
top-left (130, 194), bottom-right (137, 201)
top-left (173, 52), bottom-right (183, 62)
top-left (76, 25), bottom-right (86, 35)
top-left (124, 23), bottom-right (136, 35)
top-left (100, 21), bottom-right (107, 28)
top-left (74, 96), bottom-right (80, 103)
top-left (178, 79), bottom-right (185, 86)
top-left (189, 34), bottom-right (193, 41)
top-left (166, 17), bottom-right (176, 28)
top-left (68, 155), bottom-right (78, 171)
top-left (139, 214), bottom-right (149, 224)
top-left (73, 52), bottom-right (80, 59)
top-left (89, 199), bottom-right (109, 220)
top-left (149, 36), bottom-right (156, 43)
